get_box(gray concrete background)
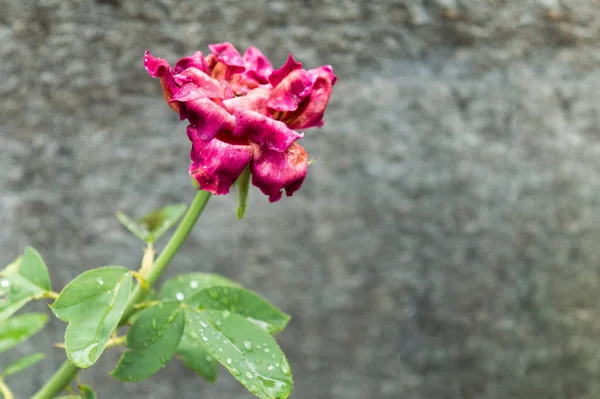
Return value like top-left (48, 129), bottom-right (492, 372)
top-left (2, 0), bottom-right (600, 398)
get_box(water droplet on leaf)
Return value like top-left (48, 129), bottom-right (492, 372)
top-left (244, 371), bottom-right (254, 379)
top-left (189, 280), bottom-right (199, 289)
top-left (96, 277), bottom-right (104, 285)
top-left (243, 340), bottom-right (253, 351)
top-left (175, 292), bottom-right (185, 301)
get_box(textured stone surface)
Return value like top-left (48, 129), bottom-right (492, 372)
top-left (3, 0), bottom-right (600, 398)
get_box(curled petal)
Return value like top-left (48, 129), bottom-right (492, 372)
top-left (208, 43), bottom-right (245, 74)
top-left (173, 68), bottom-right (226, 99)
top-left (268, 54), bottom-right (302, 87)
top-left (251, 142), bottom-right (308, 202)
top-left (174, 51), bottom-right (208, 74)
top-left (285, 65), bottom-right (337, 129)
top-left (232, 110), bottom-right (302, 152)
top-left (243, 46), bottom-right (273, 83)
top-left (222, 87), bottom-right (270, 114)
top-left (144, 51), bottom-right (183, 115)
top-left (144, 50), bottom-right (171, 78)
top-left (268, 69), bottom-right (313, 112)
top-left (185, 99), bottom-right (235, 141)
top-left (189, 134), bottom-right (254, 195)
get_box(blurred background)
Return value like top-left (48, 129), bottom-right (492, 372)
top-left (2, 0), bottom-right (600, 398)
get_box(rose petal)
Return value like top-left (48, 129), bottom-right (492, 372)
top-left (222, 87), bottom-right (270, 114)
top-left (243, 46), bottom-right (273, 83)
top-left (144, 51), bottom-right (183, 115)
top-left (251, 142), bottom-right (308, 202)
top-left (174, 51), bottom-right (208, 74)
top-left (185, 98), bottom-right (235, 141)
top-left (284, 65), bottom-right (337, 129)
top-left (173, 68), bottom-right (226, 99)
top-left (267, 69), bottom-right (313, 112)
top-left (208, 43), bottom-right (245, 73)
top-left (268, 54), bottom-right (302, 87)
top-left (189, 134), bottom-right (254, 195)
top-left (232, 110), bottom-right (302, 152)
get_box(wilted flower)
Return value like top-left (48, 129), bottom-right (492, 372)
top-left (144, 42), bottom-right (336, 202)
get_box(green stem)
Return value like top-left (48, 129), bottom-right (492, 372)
top-left (0, 379), bottom-right (13, 399)
top-left (31, 190), bottom-right (212, 399)
top-left (30, 361), bottom-right (76, 399)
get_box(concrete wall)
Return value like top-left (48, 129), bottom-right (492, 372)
top-left (2, 1), bottom-right (600, 398)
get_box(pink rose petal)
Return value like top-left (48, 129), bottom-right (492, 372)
top-left (267, 69), bottom-right (313, 112)
top-left (268, 54), bottom-right (302, 87)
top-left (189, 134), bottom-right (254, 195)
top-left (250, 142), bottom-right (308, 202)
top-left (185, 98), bottom-right (236, 141)
top-left (232, 110), bottom-right (302, 152)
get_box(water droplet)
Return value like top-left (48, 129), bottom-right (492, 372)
top-left (151, 318), bottom-right (157, 329)
top-left (175, 292), bottom-right (185, 301)
top-left (230, 367), bottom-right (240, 376)
top-left (226, 358), bottom-right (232, 364)
top-left (249, 385), bottom-right (259, 393)
top-left (199, 320), bottom-right (208, 328)
top-left (222, 310), bottom-right (231, 318)
top-left (159, 356), bottom-right (167, 364)
top-left (244, 371), bottom-right (254, 379)
top-left (280, 362), bottom-right (291, 375)
top-left (218, 348), bottom-right (223, 352)
top-left (205, 355), bottom-right (213, 361)
top-left (189, 280), bottom-right (199, 289)
top-left (267, 364), bottom-right (275, 371)
top-left (207, 289), bottom-right (220, 300)
top-left (264, 348), bottom-right (271, 353)
top-left (96, 277), bottom-right (104, 285)
top-left (216, 320), bottom-right (222, 327)
top-left (243, 340), bottom-right (253, 351)
top-left (202, 336), bottom-right (208, 342)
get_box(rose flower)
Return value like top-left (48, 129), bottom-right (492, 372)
top-left (144, 42), bottom-right (336, 202)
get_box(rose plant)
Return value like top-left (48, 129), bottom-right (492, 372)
top-left (0, 42), bottom-right (335, 399)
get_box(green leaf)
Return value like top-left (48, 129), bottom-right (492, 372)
top-left (0, 247), bottom-right (52, 323)
top-left (159, 273), bottom-right (240, 303)
top-left (1, 352), bottom-right (44, 377)
top-left (236, 166), bottom-right (251, 219)
top-left (111, 301), bottom-right (184, 382)
top-left (190, 287), bottom-right (290, 334)
top-left (0, 313), bottom-right (48, 352)
top-left (79, 385), bottom-right (97, 399)
top-left (117, 204), bottom-right (187, 243)
top-left (185, 309), bottom-right (293, 399)
top-left (51, 267), bottom-right (132, 368)
top-left (176, 323), bottom-right (219, 382)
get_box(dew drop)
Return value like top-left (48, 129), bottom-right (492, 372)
top-left (264, 348), bottom-right (271, 353)
top-left (267, 364), bottom-right (275, 371)
top-left (96, 277), bottom-right (104, 286)
top-left (243, 340), bottom-right (253, 351)
top-left (230, 367), bottom-right (241, 376)
top-left (202, 336), bottom-right (208, 342)
top-left (0, 280), bottom-right (9, 288)
top-left (199, 320), bottom-right (208, 328)
top-left (222, 310), bottom-right (231, 318)
top-left (249, 385), bottom-right (259, 393)
top-left (226, 358), bottom-right (232, 365)
top-left (244, 371), bottom-right (254, 379)
top-left (159, 356), bottom-right (167, 364)
top-left (205, 355), bottom-right (213, 361)
top-left (280, 362), bottom-right (291, 375)
top-left (175, 292), bottom-right (185, 301)
top-left (208, 289), bottom-right (220, 300)
top-left (189, 280), bottom-right (199, 289)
